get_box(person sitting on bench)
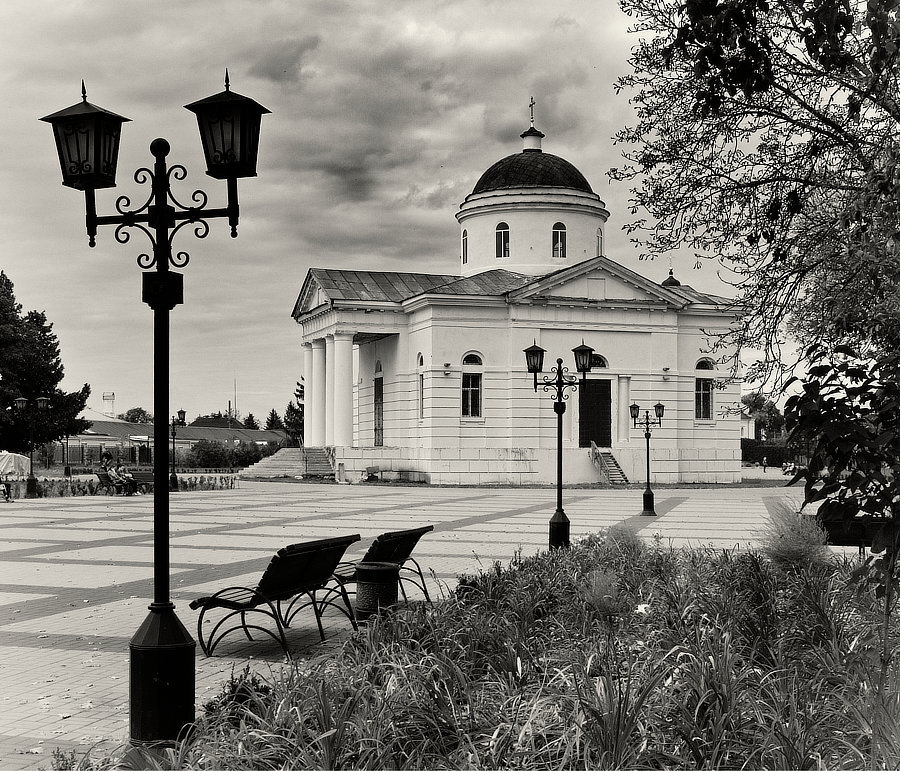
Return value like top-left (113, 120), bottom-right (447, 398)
top-left (108, 464), bottom-right (139, 495)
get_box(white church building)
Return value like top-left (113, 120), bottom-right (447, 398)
top-left (292, 121), bottom-right (741, 485)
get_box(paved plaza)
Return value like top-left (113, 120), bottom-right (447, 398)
top-left (0, 479), bottom-right (801, 768)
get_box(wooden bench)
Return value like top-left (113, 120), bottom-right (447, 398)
top-left (803, 513), bottom-right (883, 553)
top-left (130, 470), bottom-right (155, 494)
top-left (189, 534), bottom-right (361, 657)
top-left (95, 471), bottom-right (127, 495)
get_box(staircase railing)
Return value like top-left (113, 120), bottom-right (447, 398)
top-left (589, 441), bottom-right (611, 485)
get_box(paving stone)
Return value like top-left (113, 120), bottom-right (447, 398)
top-left (0, 480), bottom-right (801, 768)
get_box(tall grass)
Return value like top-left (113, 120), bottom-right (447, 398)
top-left (57, 524), bottom-right (900, 770)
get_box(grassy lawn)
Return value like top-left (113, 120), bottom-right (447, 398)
top-left (57, 509), bottom-right (899, 770)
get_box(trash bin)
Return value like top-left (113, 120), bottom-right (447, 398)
top-left (355, 561), bottom-right (400, 620)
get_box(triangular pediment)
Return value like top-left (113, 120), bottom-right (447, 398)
top-left (292, 271), bottom-right (330, 318)
top-left (507, 256), bottom-right (689, 306)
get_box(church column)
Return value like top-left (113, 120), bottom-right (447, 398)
top-left (324, 334), bottom-right (335, 446)
top-left (310, 339), bottom-right (326, 446)
top-left (617, 375), bottom-right (631, 443)
top-left (332, 332), bottom-right (354, 447)
top-left (301, 342), bottom-right (313, 446)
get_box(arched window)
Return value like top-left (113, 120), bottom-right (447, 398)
top-left (552, 222), bottom-right (566, 259)
top-left (495, 223), bottom-right (509, 259)
top-left (597, 228), bottom-right (604, 257)
top-left (590, 354), bottom-right (608, 369)
top-left (461, 229), bottom-right (468, 265)
top-left (461, 353), bottom-right (483, 418)
top-left (695, 358), bottom-right (715, 419)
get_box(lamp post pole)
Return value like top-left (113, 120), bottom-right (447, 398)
top-left (42, 75), bottom-right (268, 744)
top-left (524, 341), bottom-right (594, 549)
top-left (170, 409), bottom-right (185, 491)
top-left (629, 402), bottom-right (665, 516)
top-left (15, 396), bottom-right (49, 498)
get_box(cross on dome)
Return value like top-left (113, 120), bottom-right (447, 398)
top-left (529, 96), bottom-right (535, 127)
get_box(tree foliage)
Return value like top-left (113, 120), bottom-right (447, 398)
top-left (119, 407), bottom-right (153, 424)
top-left (243, 413), bottom-right (260, 430)
top-left (614, 0), bottom-right (900, 383)
top-left (0, 272), bottom-right (90, 451)
top-left (265, 409), bottom-right (284, 431)
top-left (741, 393), bottom-right (785, 438)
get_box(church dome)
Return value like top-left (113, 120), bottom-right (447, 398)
top-left (472, 151), bottom-right (594, 195)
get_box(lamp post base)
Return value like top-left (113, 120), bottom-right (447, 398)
top-left (130, 604), bottom-right (195, 743)
top-left (641, 489), bottom-right (656, 516)
top-left (169, 473), bottom-right (178, 492)
top-left (25, 476), bottom-right (37, 499)
top-left (549, 508), bottom-right (570, 549)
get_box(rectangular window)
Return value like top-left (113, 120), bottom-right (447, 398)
top-left (695, 378), bottom-right (713, 420)
top-left (418, 373), bottom-right (424, 420)
top-left (462, 372), bottom-right (482, 417)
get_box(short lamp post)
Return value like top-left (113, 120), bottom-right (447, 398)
top-left (14, 396), bottom-right (50, 498)
top-left (524, 339), bottom-right (594, 549)
top-left (629, 401), bottom-right (665, 516)
top-left (170, 409), bottom-right (186, 491)
top-left (42, 73), bottom-right (268, 744)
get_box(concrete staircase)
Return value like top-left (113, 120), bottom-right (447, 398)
top-left (600, 451), bottom-right (629, 485)
top-left (589, 444), bottom-right (629, 485)
top-left (239, 447), bottom-right (334, 479)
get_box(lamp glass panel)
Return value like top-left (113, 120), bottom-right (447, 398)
top-left (14, 397), bottom-right (27, 411)
top-left (629, 402), bottom-right (640, 420)
top-left (654, 401), bottom-right (665, 419)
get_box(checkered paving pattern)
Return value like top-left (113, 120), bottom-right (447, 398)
top-left (0, 480), bottom-right (801, 768)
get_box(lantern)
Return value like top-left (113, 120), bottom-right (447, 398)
top-left (185, 72), bottom-right (270, 180)
top-left (629, 402), bottom-right (640, 422)
top-left (524, 341), bottom-right (546, 392)
top-left (176, 408), bottom-right (186, 426)
top-left (654, 401), bottom-right (665, 421)
top-left (41, 82), bottom-right (130, 190)
top-left (572, 339), bottom-right (594, 379)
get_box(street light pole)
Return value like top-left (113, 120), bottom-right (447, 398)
top-left (42, 75), bottom-right (268, 744)
top-left (170, 409), bottom-right (185, 491)
top-left (629, 401), bottom-right (665, 516)
top-left (524, 340), bottom-right (594, 549)
top-left (14, 396), bottom-right (49, 498)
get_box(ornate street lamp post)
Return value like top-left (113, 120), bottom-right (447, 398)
top-left (42, 74), bottom-right (268, 744)
top-left (14, 396), bottom-right (50, 498)
top-left (629, 401), bottom-right (665, 516)
top-left (524, 339), bottom-right (594, 548)
top-left (170, 409), bottom-right (186, 491)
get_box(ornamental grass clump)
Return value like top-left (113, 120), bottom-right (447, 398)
top-left (62, 525), bottom-right (900, 770)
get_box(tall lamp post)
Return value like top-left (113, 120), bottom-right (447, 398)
top-left (524, 340), bottom-right (594, 548)
top-left (629, 401), bottom-right (665, 516)
top-left (170, 409), bottom-right (186, 491)
top-left (14, 396), bottom-right (50, 498)
top-left (42, 74), bottom-right (268, 744)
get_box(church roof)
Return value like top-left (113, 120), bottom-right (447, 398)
top-left (306, 268), bottom-right (533, 304)
top-left (472, 151), bottom-right (593, 195)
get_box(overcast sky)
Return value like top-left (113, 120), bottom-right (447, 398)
top-left (0, 0), bottom-right (730, 424)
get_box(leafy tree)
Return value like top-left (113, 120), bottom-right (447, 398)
top-left (0, 272), bottom-right (90, 451)
top-left (119, 407), bottom-right (153, 424)
top-left (741, 393), bottom-right (785, 440)
top-left (785, 344), bottom-right (900, 718)
top-left (613, 0), bottom-right (900, 385)
top-left (185, 439), bottom-right (229, 468)
top-left (265, 409), bottom-right (284, 431)
top-left (243, 413), bottom-right (260, 430)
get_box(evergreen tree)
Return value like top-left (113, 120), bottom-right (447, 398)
top-left (284, 401), bottom-right (303, 444)
top-left (243, 413), bottom-right (260, 430)
top-left (265, 409), bottom-right (284, 430)
top-left (0, 272), bottom-right (90, 452)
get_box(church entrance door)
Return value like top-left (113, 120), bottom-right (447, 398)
top-left (374, 376), bottom-right (384, 447)
top-left (579, 379), bottom-right (611, 447)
